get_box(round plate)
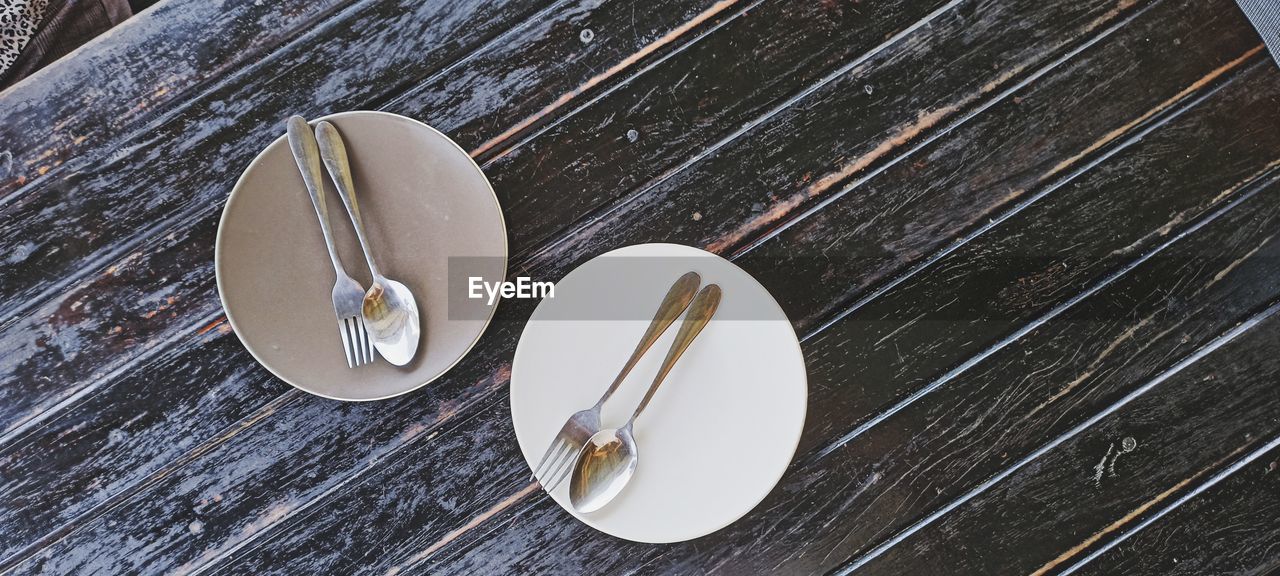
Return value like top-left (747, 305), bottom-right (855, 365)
top-left (215, 111), bottom-right (507, 401)
top-left (511, 243), bottom-right (807, 542)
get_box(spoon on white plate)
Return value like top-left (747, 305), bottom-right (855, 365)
top-left (569, 283), bottom-right (722, 513)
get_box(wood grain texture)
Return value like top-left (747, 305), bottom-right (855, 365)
top-left (0, 0), bottom-right (349, 197)
top-left (0, 0), bottom-right (955, 450)
top-left (0, 0), bottom-right (1133, 548)
top-left (2, 0), bottom-right (1278, 572)
top-left (852, 302), bottom-right (1280, 575)
top-left (415, 56), bottom-right (1280, 576)
top-left (45, 0), bottom-right (1274, 570)
top-left (1074, 441), bottom-right (1280, 576)
top-left (0, 0), bottom-right (1157, 449)
top-left (0, 0), bottom-right (1187, 570)
top-left (0, 0), bottom-right (748, 346)
top-left (463, 0), bottom-right (958, 252)
top-left (0, 0), bottom-right (736, 568)
top-left (743, 0), bottom-right (1266, 334)
top-left (0, 0), bottom-right (737, 442)
top-left (790, 54), bottom-right (1280, 460)
top-left (0, 0), bottom-right (554, 440)
top-left (513, 0), bottom-right (1157, 268)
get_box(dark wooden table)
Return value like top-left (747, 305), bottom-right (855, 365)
top-left (2, 0), bottom-right (1279, 573)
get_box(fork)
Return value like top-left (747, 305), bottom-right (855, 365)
top-left (286, 115), bottom-right (376, 367)
top-left (532, 271), bottom-right (701, 492)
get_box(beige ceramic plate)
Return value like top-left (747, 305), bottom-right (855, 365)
top-left (215, 111), bottom-right (507, 401)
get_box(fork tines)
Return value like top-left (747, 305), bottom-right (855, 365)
top-left (533, 438), bottom-right (577, 493)
top-left (339, 316), bottom-right (375, 367)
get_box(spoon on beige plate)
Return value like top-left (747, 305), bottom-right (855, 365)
top-left (315, 121), bottom-right (422, 366)
top-left (569, 283), bottom-right (722, 513)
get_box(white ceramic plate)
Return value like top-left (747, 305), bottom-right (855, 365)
top-left (511, 243), bottom-right (807, 542)
top-left (215, 111), bottom-right (507, 401)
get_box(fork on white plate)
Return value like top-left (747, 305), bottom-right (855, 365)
top-left (531, 271), bottom-right (701, 491)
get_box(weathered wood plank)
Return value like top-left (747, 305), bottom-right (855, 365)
top-left (0, 0), bottom-right (956, 444)
top-left (0, 0), bottom-right (753, 333)
top-left (0, 0), bottom-right (1127, 531)
top-left (0, 322), bottom-right (286, 563)
top-left (219, 398), bottom-right (531, 575)
top-left (0, 0), bottom-right (349, 197)
top-left (850, 303), bottom-right (1280, 575)
top-left (383, 0), bottom-right (758, 161)
top-left (208, 4), bottom-right (1280, 572)
top-left (498, 0), bottom-right (1154, 265)
top-left (1074, 442), bottom-right (1280, 576)
top-left (0, 0), bottom-right (1246, 571)
top-left (0, 0), bottom-right (733, 564)
top-left (0, 0), bottom-right (734, 440)
top-left (1, 308), bottom-right (525, 574)
top-left (743, 4), bottom-right (1267, 333)
top-left (786, 61), bottom-right (1279, 458)
top-left (0, 0), bottom-right (554, 344)
top-left (454, 0), bottom-right (958, 251)
top-left (416, 64), bottom-right (1280, 576)
top-left (0, 0), bottom-right (1151, 454)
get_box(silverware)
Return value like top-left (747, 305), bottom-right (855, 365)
top-left (315, 121), bottom-right (422, 366)
top-left (532, 271), bottom-right (701, 492)
top-left (286, 116), bottom-right (376, 368)
top-left (569, 283), bottom-right (721, 513)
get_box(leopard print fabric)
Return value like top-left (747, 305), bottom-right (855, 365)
top-left (0, 0), bottom-right (51, 77)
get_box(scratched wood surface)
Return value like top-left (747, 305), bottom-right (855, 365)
top-left (1, 0), bottom-right (1278, 573)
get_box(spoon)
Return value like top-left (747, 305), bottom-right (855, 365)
top-left (569, 283), bottom-right (722, 513)
top-left (315, 120), bottom-right (422, 366)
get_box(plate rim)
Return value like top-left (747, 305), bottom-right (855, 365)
top-left (509, 242), bottom-right (808, 543)
top-left (214, 110), bottom-right (508, 402)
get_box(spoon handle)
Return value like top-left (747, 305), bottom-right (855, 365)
top-left (593, 272), bottom-right (701, 410)
top-left (286, 116), bottom-right (346, 276)
top-left (627, 284), bottom-right (721, 425)
top-left (315, 120), bottom-right (381, 279)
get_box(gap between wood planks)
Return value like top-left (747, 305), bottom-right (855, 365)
top-left (0, 0), bottom-right (1223, 568)
top-left (0, 0), bottom-right (568, 332)
top-left (518, 0), bottom-right (966, 267)
top-left (467, 0), bottom-right (743, 160)
top-left (0, 0), bottom-right (355, 201)
top-left (176, 390), bottom-right (515, 576)
top-left (1055, 433), bottom-right (1280, 575)
top-left (1033, 444), bottom-right (1250, 575)
top-left (352, 10), bottom-right (1277, 576)
top-left (804, 50), bottom-right (1268, 464)
top-left (7, 0), bottom-right (1208, 565)
top-left (732, 41), bottom-right (1267, 262)
top-left (0, 0), bottom-right (747, 445)
top-left (0, 0), bottom-right (927, 451)
top-left (0, 0), bottom-right (757, 448)
top-left (427, 53), bottom-right (1279, 575)
top-left (831, 296), bottom-right (1280, 575)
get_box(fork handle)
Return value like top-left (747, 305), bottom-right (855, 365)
top-left (286, 116), bottom-right (345, 275)
top-left (316, 121), bottom-right (382, 279)
top-left (626, 284), bottom-right (721, 425)
top-left (592, 271), bottom-right (701, 410)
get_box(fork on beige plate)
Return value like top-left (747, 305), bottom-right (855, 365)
top-left (286, 115), bottom-right (376, 368)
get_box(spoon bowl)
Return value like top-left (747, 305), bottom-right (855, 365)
top-left (363, 277), bottom-right (421, 366)
top-left (316, 120), bottom-right (423, 367)
top-left (570, 426), bottom-right (639, 513)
